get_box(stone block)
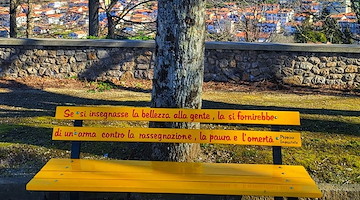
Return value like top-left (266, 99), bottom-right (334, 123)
top-left (24, 50), bottom-right (33, 56)
top-left (57, 50), bottom-right (64, 56)
top-left (136, 55), bottom-right (150, 64)
top-left (207, 57), bottom-right (216, 65)
top-left (319, 68), bottom-right (330, 76)
top-left (342, 74), bottom-right (355, 81)
top-left (147, 69), bottom-right (154, 79)
top-left (219, 59), bottom-right (229, 68)
top-left (134, 70), bottom-right (148, 79)
top-left (144, 50), bottom-right (153, 56)
top-left (304, 72), bottom-right (314, 77)
top-left (300, 62), bottom-right (313, 70)
top-left (337, 61), bottom-right (346, 67)
top-left (69, 57), bottom-right (76, 64)
top-left (326, 79), bottom-right (336, 85)
top-left (27, 67), bottom-right (37, 74)
top-left (303, 77), bottom-right (313, 85)
top-left (64, 50), bottom-right (75, 56)
top-left (284, 59), bottom-right (295, 68)
top-left (107, 70), bottom-right (123, 77)
top-left (229, 59), bottom-right (237, 68)
top-left (345, 65), bottom-right (358, 73)
top-left (283, 76), bottom-right (303, 85)
top-left (328, 74), bottom-right (343, 79)
top-left (296, 56), bottom-right (307, 62)
top-left (59, 64), bottom-right (70, 73)
top-left (311, 66), bottom-right (320, 74)
top-left (38, 67), bottom-right (46, 76)
top-left (234, 54), bottom-right (243, 62)
top-left (87, 52), bottom-right (97, 60)
top-left (48, 50), bottom-right (57, 58)
top-left (121, 62), bottom-right (135, 71)
top-left (318, 56), bottom-right (327, 63)
top-left (312, 75), bottom-right (326, 85)
top-left (136, 64), bottom-right (149, 70)
top-left (77, 62), bottom-right (87, 71)
top-left (318, 63), bottom-right (327, 69)
top-left (18, 70), bottom-right (27, 77)
top-left (56, 56), bottom-right (69, 65)
top-left (309, 57), bottom-right (321, 64)
top-left (330, 67), bottom-right (344, 74)
top-left (294, 69), bottom-right (305, 75)
top-left (346, 58), bottom-right (356, 65)
top-left (355, 75), bottom-right (360, 82)
top-left (75, 52), bottom-right (88, 62)
top-left (223, 68), bottom-right (240, 81)
top-left (326, 62), bottom-right (337, 67)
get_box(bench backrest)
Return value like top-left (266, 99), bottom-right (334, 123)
top-left (53, 106), bottom-right (301, 163)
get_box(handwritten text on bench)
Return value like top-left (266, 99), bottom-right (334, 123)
top-left (53, 127), bottom-right (301, 147)
top-left (56, 107), bottom-right (300, 125)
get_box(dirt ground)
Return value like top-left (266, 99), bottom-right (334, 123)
top-left (1, 76), bottom-right (359, 97)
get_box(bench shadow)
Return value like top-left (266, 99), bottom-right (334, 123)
top-left (0, 80), bottom-right (150, 118)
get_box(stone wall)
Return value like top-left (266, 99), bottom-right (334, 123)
top-left (0, 38), bottom-right (359, 88)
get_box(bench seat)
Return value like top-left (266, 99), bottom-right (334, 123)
top-left (27, 158), bottom-right (322, 198)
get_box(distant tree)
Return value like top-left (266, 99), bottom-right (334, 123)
top-left (101, 0), bottom-right (155, 39)
top-left (295, 10), bottom-right (353, 44)
top-left (25, 0), bottom-right (33, 38)
top-left (295, 15), bottom-right (327, 43)
top-left (150, 0), bottom-right (205, 161)
top-left (350, 0), bottom-right (359, 20)
top-left (9, 0), bottom-right (19, 38)
top-left (89, 0), bottom-right (99, 37)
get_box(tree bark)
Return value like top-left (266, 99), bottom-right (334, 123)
top-left (106, 13), bottom-right (115, 38)
top-left (10, 0), bottom-right (18, 38)
top-left (26, 0), bottom-right (33, 38)
top-left (89, 0), bottom-right (99, 37)
top-left (150, 0), bottom-right (206, 162)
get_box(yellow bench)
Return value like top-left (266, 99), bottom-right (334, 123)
top-left (26, 106), bottom-right (322, 199)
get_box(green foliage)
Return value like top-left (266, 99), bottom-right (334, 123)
top-left (295, 30), bottom-right (327, 43)
top-left (126, 32), bottom-right (154, 41)
top-left (86, 81), bottom-right (115, 93)
top-left (66, 75), bottom-right (78, 79)
top-left (86, 35), bottom-right (107, 39)
top-left (295, 13), bottom-right (354, 44)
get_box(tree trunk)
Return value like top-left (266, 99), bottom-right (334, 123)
top-left (150, 0), bottom-right (206, 162)
top-left (26, 0), bottom-right (33, 38)
top-left (10, 0), bottom-right (17, 38)
top-left (107, 13), bottom-right (115, 38)
top-left (89, 0), bottom-right (99, 37)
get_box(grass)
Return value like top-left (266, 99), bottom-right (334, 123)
top-left (0, 80), bottom-right (359, 186)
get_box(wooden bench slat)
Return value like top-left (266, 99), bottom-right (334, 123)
top-left (55, 106), bottom-right (300, 125)
top-left (53, 127), bottom-right (302, 147)
top-left (27, 174), bottom-right (321, 198)
top-left (36, 159), bottom-right (311, 178)
top-left (27, 179), bottom-right (322, 198)
top-left (27, 159), bottom-right (322, 198)
top-left (32, 171), bottom-right (317, 186)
